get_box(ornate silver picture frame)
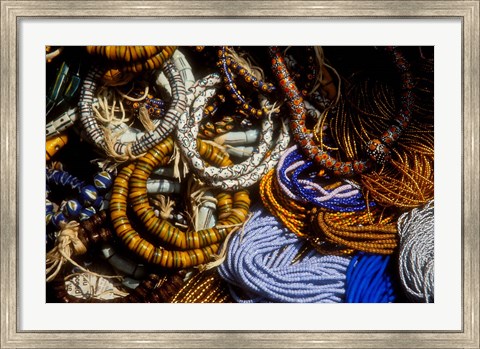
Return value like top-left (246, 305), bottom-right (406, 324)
top-left (1, 1), bottom-right (478, 348)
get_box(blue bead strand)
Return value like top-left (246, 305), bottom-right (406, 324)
top-left (46, 168), bottom-right (109, 227)
top-left (276, 145), bottom-right (373, 212)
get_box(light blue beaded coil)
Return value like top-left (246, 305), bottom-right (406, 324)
top-left (218, 206), bottom-right (351, 303)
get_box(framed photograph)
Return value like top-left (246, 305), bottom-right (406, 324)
top-left (1, 1), bottom-right (478, 348)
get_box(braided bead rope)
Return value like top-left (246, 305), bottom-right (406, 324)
top-left (276, 145), bottom-right (370, 212)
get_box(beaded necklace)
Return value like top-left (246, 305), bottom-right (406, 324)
top-left (78, 56), bottom-right (187, 160)
top-left (175, 73), bottom-right (290, 191)
top-left (109, 136), bottom-right (251, 268)
top-left (46, 169), bottom-right (112, 228)
top-left (268, 46), bottom-right (415, 176)
top-left (321, 75), bottom-right (434, 209)
top-left (217, 46), bottom-right (275, 119)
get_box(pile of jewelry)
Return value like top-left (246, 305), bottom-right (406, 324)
top-left (46, 46), bottom-right (434, 303)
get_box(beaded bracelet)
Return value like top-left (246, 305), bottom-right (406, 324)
top-left (176, 73), bottom-right (290, 190)
top-left (268, 46), bottom-right (415, 176)
top-left (78, 55), bottom-right (187, 160)
top-left (109, 136), bottom-right (251, 268)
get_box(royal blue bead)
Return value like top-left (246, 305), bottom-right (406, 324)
top-left (93, 171), bottom-right (112, 192)
top-left (51, 211), bottom-right (67, 228)
top-left (65, 199), bottom-right (82, 218)
top-left (46, 199), bottom-right (55, 225)
top-left (79, 185), bottom-right (98, 206)
top-left (46, 199), bottom-right (54, 214)
top-left (92, 195), bottom-right (103, 210)
top-left (78, 206), bottom-right (96, 221)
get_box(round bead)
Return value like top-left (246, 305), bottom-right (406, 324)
top-left (65, 199), bottom-right (82, 218)
top-left (78, 206), bottom-right (96, 221)
top-left (45, 199), bottom-right (55, 225)
top-left (92, 195), bottom-right (103, 210)
top-left (365, 139), bottom-right (391, 165)
top-left (79, 185), bottom-right (98, 206)
top-left (51, 211), bottom-right (67, 228)
top-left (93, 171), bottom-right (113, 192)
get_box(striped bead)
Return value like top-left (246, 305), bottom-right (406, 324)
top-left (51, 211), bottom-right (67, 228)
top-left (79, 206), bottom-right (96, 221)
top-left (65, 199), bottom-right (82, 218)
top-left (79, 185), bottom-right (98, 206)
top-left (93, 171), bottom-right (113, 193)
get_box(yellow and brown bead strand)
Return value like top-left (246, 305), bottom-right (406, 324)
top-left (86, 46), bottom-right (163, 63)
top-left (110, 137), bottom-right (250, 268)
top-left (110, 163), bottom-right (222, 268)
top-left (85, 46), bottom-right (177, 86)
top-left (200, 93), bottom-right (236, 140)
